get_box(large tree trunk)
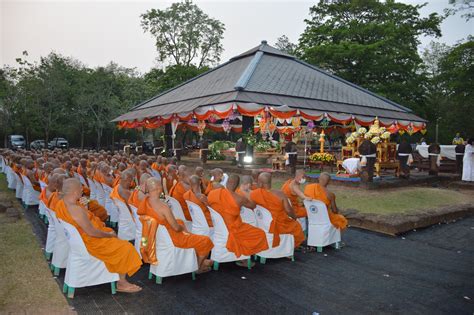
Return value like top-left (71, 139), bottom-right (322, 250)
top-left (96, 128), bottom-right (102, 151)
top-left (80, 125), bottom-right (85, 150)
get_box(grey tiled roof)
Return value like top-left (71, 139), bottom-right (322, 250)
top-left (113, 41), bottom-right (425, 123)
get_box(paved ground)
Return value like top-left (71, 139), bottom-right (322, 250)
top-left (25, 207), bottom-right (474, 314)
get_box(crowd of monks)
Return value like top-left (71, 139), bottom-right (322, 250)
top-left (1, 148), bottom-right (348, 294)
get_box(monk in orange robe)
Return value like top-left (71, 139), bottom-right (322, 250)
top-left (169, 165), bottom-right (191, 220)
top-left (194, 167), bottom-right (209, 194)
top-left (41, 162), bottom-right (54, 184)
top-left (281, 169), bottom-right (310, 218)
top-left (250, 170), bottom-right (260, 190)
top-left (139, 178), bottom-right (214, 273)
top-left (42, 174), bottom-right (65, 209)
top-left (128, 173), bottom-right (150, 208)
top-left (56, 178), bottom-right (142, 293)
top-left (204, 168), bottom-right (226, 195)
top-left (162, 164), bottom-right (177, 195)
top-left (25, 159), bottom-right (41, 191)
top-left (236, 175), bottom-right (252, 198)
top-left (304, 172), bottom-right (348, 230)
top-left (183, 175), bottom-right (213, 227)
top-left (250, 172), bottom-right (305, 248)
top-left (208, 174), bottom-right (268, 263)
top-left (151, 156), bottom-right (162, 173)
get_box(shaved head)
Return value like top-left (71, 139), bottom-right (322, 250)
top-left (251, 169), bottom-right (260, 180)
top-left (146, 177), bottom-right (162, 194)
top-left (226, 174), bottom-right (240, 191)
top-left (140, 173), bottom-right (151, 186)
top-left (62, 178), bottom-right (82, 195)
top-left (319, 172), bottom-right (331, 186)
top-left (241, 175), bottom-right (253, 185)
top-left (52, 168), bottom-right (66, 175)
top-left (258, 172), bottom-right (272, 189)
top-left (195, 166), bottom-right (204, 177)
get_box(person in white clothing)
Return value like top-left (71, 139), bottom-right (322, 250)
top-left (462, 138), bottom-right (474, 182)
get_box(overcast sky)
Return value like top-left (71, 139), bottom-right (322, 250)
top-left (1, 0), bottom-right (472, 73)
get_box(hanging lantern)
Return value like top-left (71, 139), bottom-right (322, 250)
top-left (407, 124), bottom-right (415, 136)
top-left (307, 120), bottom-right (315, 132)
top-left (398, 129), bottom-right (406, 135)
top-left (259, 118), bottom-right (268, 136)
top-left (222, 119), bottom-right (231, 134)
top-left (197, 120), bottom-right (206, 139)
top-left (420, 128), bottom-right (427, 135)
top-left (268, 120), bottom-right (277, 139)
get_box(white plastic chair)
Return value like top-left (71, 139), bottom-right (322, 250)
top-left (304, 200), bottom-right (341, 252)
top-left (60, 219), bottom-right (120, 298)
top-left (87, 177), bottom-right (97, 200)
top-left (148, 225), bottom-right (198, 284)
top-left (150, 169), bottom-right (161, 180)
top-left (37, 193), bottom-right (48, 222)
top-left (14, 173), bottom-right (23, 199)
top-left (101, 184), bottom-right (119, 226)
top-left (39, 180), bottom-right (47, 190)
top-left (0, 156), bottom-right (4, 173)
top-left (185, 200), bottom-right (213, 237)
top-left (129, 205), bottom-right (142, 257)
top-left (6, 166), bottom-right (16, 189)
top-left (165, 196), bottom-right (192, 231)
top-left (240, 206), bottom-right (257, 227)
top-left (20, 175), bottom-right (40, 207)
top-left (111, 198), bottom-right (137, 241)
top-left (41, 200), bottom-right (55, 260)
top-left (208, 207), bottom-right (251, 270)
top-left (254, 205), bottom-right (295, 264)
top-left (94, 180), bottom-right (106, 207)
top-left (47, 207), bottom-right (70, 276)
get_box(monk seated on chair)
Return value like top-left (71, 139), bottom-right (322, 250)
top-left (236, 175), bottom-right (252, 199)
top-left (208, 174), bottom-right (268, 267)
top-left (204, 168), bottom-right (227, 195)
top-left (250, 172), bottom-right (305, 249)
top-left (129, 173), bottom-right (151, 208)
top-left (25, 159), bottom-right (41, 191)
top-left (304, 172), bottom-right (348, 230)
top-left (281, 169), bottom-right (311, 218)
top-left (43, 174), bottom-right (67, 211)
top-left (162, 164), bottom-right (177, 196)
top-left (139, 178), bottom-right (214, 273)
top-left (169, 165), bottom-right (192, 220)
top-left (194, 166), bottom-right (209, 194)
top-left (183, 175), bottom-right (213, 227)
top-left (56, 178), bottom-right (142, 293)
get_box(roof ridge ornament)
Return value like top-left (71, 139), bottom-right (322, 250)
top-left (234, 51), bottom-right (264, 91)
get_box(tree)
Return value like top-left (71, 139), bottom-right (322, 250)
top-left (141, 0), bottom-right (225, 68)
top-left (274, 35), bottom-right (298, 56)
top-left (298, 0), bottom-right (443, 114)
top-left (437, 39), bottom-right (474, 142)
top-left (445, 0), bottom-right (474, 21)
top-left (144, 64), bottom-right (209, 96)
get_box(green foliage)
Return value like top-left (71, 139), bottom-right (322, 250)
top-left (243, 130), bottom-right (257, 146)
top-left (298, 0), bottom-right (443, 113)
top-left (208, 140), bottom-right (234, 160)
top-left (255, 140), bottom-right (271, 152)
top-left (141, 0), bottom-right (225, 68)
top-left (274, 35), bottom-right (298, 56)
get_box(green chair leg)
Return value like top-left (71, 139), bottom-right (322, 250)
top-left (111, 282), bottom-right (117, 294)
top-left (291, 255), bottom-right (295, 262)
top-left (155, 276), bottom-right (162, 284)
top-left (50, 264), bottom-right (54, 271)
top-left (317, 246), bottom-right (323, 253)
top-left (44, 216), bottom-right (49, 224)
top-left (254, 255), bottom-right (258, 261)
top-left (334, 242), bottom-right (340, 250)
top-left (260, 257), bottom-right (266, 265)
top-left (54, 266), bottom-right (60, 276)
top-left (247, 258), bottom-right (252, 270)
top-left (67, 287), bottom-right (75, 298)
top-left (192, 272), bottom-right (196, 281)
top-left (45, 251), bottom-right (52, 260)
top-left (213, 261), bottom-right (219, 271)
top-left (148, 272), bottom-right (153, 280)
top-left (62, 283), bottom-right (68, 294)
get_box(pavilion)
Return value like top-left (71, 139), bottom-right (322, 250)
top-left (112, 41), bottom-right (426, 148)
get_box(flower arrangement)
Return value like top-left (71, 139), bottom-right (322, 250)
top-left (346, 136), bottom-right (355, 144)
top-left (243, 130), bottom-right (257, 146)
top-left (364, 131), bottom-right (374, 139)
top-left (358, 127), bottom-right (367, 134)
top-left (309, 152), bottom-right (335, 163)
top-left (381, 131), bottom-right (391, 140)
top-left (255, 140), bottom-right (272, 152)
top-left (351, 131), bottom-right (360, 138)
top-left (371, 136), bottom-right (381, 144)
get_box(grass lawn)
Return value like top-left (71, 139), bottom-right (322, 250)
top-left (0, 174), bottom-right (69, 313)
top-left (333, 186), bottom-right (474, 215)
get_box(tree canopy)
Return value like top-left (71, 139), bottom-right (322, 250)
top-left (141, 0), bottom-right (225, 68)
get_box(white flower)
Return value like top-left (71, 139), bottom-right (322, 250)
top-left (358, 127), bottom-right (367, 134)
top-left (381, 131), bottom-right (391, 139)
top-left (364, 132), bottom-right (373, 139)
top-left (371, 136), bottom-right (381, 144)
top-left (346, 136), bottom-right (355, 144)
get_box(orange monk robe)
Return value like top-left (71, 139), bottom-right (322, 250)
top-left (41, 173), bottom-right (49, 184)
top-left (250, 188), bottom-right (305, 248)
top-left (39, 188), bottom-right (48, 205)
top-left (151, 162), bottom-right (160, 172)
top-left (112, 176), bottom-right (121, 188)
top-left (128, 189), bottom-right (140, 208)
top-left (281, 179), bottom-right (307, 218)
top-left (47, 191), bottom-right (61, 212)
top-left (251, 183), bottom-right (258, 190)
top-left (138, 197), bottom-right (213, 257)
top-left (55, 199), bottom-right (142, 276)
top-left (87, 200), bottom-right (109, 222)
top-left (304, 184), bottom-right (348, 230)
top-left (183, 190), bottom-right (213, 227)
top-left (208, 188), bottom-right (268, 257)
top-left (169, 182), bottom-right (191, 220)
top-left (204, 182), bottom-right (218, 196)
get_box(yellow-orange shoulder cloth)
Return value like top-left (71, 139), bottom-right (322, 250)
top-left (281, 179), bottom-right (307, 218)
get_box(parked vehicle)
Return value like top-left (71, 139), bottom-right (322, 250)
top-left (8, 135), bottom-right (26, 150)
top-left (48, 137), bottom-right (69, 149)
top-left (30, 140), bottom-right (46, 150)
